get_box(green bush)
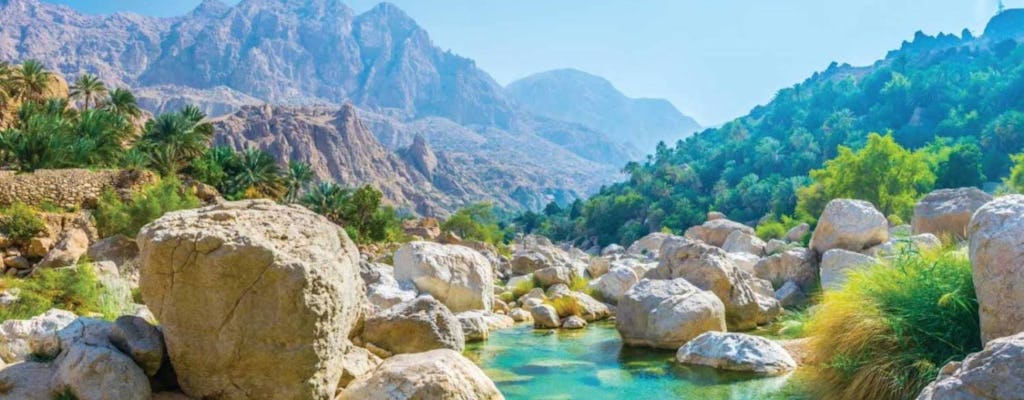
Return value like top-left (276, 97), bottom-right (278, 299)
top-left (93, 178), bottom-right (200, 237)
top-left (0, 202), bottom-right (46, 241)
top-left (0, 264), bottom-right (123, 322)
top-left (441, 203), bottom-right (505, 246)
top-left (804, 249), bottom-right (980, 400)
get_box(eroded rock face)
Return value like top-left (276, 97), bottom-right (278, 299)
top-left (968, 195), bottom-right (1024, 343)
top-left (395, 241), bottom-right (494, 312)
top-left (616, 278), bottom-right (726, 349)
top-left (913, 187), bottom-right (992, 240)
top-left (339, 349), bottom-right (504, 400)
top-left (916, 331), bottom-right (1024, 400)
top-left (362, 297), bottom-right (466, 354)
top-left (648, 238), bottom-right (780, 330)
top-left (684, 219), bottom-right (755, 248)
top-left (137, 200), bottom-right (365, 400)
top-left (810, 199), bottom-right (889, 254)
top-left (820, 249), bottom-right (879, 291)
top-left (676, 332), bottom-right (797, 375)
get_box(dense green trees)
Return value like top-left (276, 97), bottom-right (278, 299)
top-left (299, 183), bottom-right (403, 243)
top-left (441, 202), bottom-right (505, 245)
top-left (513, 34), bottom-right (1024, 246)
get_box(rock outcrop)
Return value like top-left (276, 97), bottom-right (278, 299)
top-left (394, 241), bottom-right (494, 312)
top-left (137, 200), bottom-right (365, 400)
top-left (361, 297), bottom-right (466, 354)
top-left (810, 199), bottom-right (889, 255)
top-left (676, 332), bottom-right (797, 375)
top-left (916, 331), bottom-right (1024, 400)
top-left (339, 349), bottom-right (504, 400)
top-left (753, 247), bottom-right (817, 291)
top-left (968, 195), bottom-right (1024, 343)
top-left (684, 219), bottom-right (756, 248)
top-left (912, 187), bottom-right (992, 240)
top-left (616, 278), bottom-right (726, 349)
top-left (819, 249), bottom-right (879, 290)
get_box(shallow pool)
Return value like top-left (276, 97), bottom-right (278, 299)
top-left (464, 322), bottom-right (808, 400)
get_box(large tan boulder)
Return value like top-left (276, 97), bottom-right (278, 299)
top-left (968, 195), bottom-right (1024, 343)
top-left (0, 361), bottom-right (58, 400)
top-left (912, 187), bottom-right (992, 240)
top-left (36, 228), bottom-right (89, 269)
top-left (810, 199), bottom-right (889, 255)
top-left (916, 331), bottom-right (1024, 400)
top-left (819, 249), bottom-right (878, 291)
top-left (86, 234), bottom-right (140, 283)
top-left (684, 219), bottom-right (755, 248)
top-left (587, 265), bottom-right (640, 304)
top-left (616, 278), bottom-right (726, 349)
top-left (137, 200), bottom-right (365, 400)
top-left (394, 241), bottom-right (494, 312)
top-left (339, 349), bottom-right (503, 400)
top-left (626, 232), bottom-right (672, 258)
top-left (361, 296), bottom-right (466, 354)
top-left (647, 238), bottom-right (780, 330)
top-left (722, 230), bottom-right (767, 256)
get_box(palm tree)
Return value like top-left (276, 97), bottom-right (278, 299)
top-left (284, 161), bottom-right (314, 203)
top-left (103, 88), bottom-right (142, 121)
top-left (227, 148), bottom-right (286, 199)
top-left (70, 109), bottom-right (133, 166)
top-left (11, 60), bottom-right (53, 102)
top-left (0, 112), bottom-right (73, 171)
top-left (301, 181), bottom-right (351, 222)
top-left (69, 74), bottom-right (107, 109)
top-left (138, 106), bottom-right (215, 173)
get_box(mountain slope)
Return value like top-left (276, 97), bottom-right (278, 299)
top-left (507, 69), bottom-right (701, 151)
top-left (543, 12), bottom-right (1024, 245)
top-left (0, 0), bottom-right (634, 212)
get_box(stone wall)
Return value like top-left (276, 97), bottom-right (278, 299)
top-left (0, 169), bottom-right (157, 209)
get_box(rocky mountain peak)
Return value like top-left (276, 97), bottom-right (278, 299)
top-left (189, 0), bottom-right (229, 18)
top-left (403, 134), bottom-right (438, 180)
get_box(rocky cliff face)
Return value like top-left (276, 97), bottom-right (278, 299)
top-left (507, 69), bottom-right (702, 152)
top-left (0, 0), bottom-right (629, 213)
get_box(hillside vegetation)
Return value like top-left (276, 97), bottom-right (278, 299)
top-left (517, 25), bottom-right (1024, 246)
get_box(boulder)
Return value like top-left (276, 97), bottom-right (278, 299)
top-left (727, 252), bottom-right (760, 275)
top-left (753, 247), bottom-right (817, 291)
top-left (339, 349), bottom-right (503, 400)
top-left (864, 233), bottom-right (943, 258)
top-left (912, 187), bottom-right (992, 240)
top-left (722, 230), bottom-right (767, 256)
top-left (25, 237), bottom-right (54, 258)
top-left (616, 278), bottom-right (726, 349)
top-left (684, 219), bottom-right (755, 248)
top-left (366, 284), bottom-right (417, 311)
top-left (394, 241), bottom-right (494, 312)
top-left (625, 232), bottom-right (671, 258)
top-left (362, 297), bottom-right (466, 354)
top-left (820, 249), bottom-right (878, 290)
top-left (35, 228), bottom-right (89, 269)
top-left (86, 234), bottom-right (140, 283)
top-left (586, 256), bottom-right (611, 278)
top-left (108, 315), bottom-right (165, 376)
top-left (587, 266), bottom-right (639, 304)
top-left (534, 266), bottom-right (574, 288)
top-left (601, 244), bottom-right (625, 256)
top-left (676, 332), bottom-right (797, 375)
top-left (968, 195), bottom-right (1024, 342)
top-left (549, 291), bottom-right (611, 322)
top-left (562, 315), bottom-right (587, 329)
top-left (509, 235), bottom-right (580, 275)
top-left (530, 304), bottom-right (560, 329)
top-left (765, 239), bottom-right (788, 255)
top-left (0, 308), bottom-right (76, 363)
top-left (2, 255), bottom-right (29, 270)
top-left (785, 223), bottom-right (810, 243)
top-left (338, 344), bottom-right (381, 389)
top-left (57, 341), bottom-right (151, 400)
top-left (810, 199), bottom-right (888, 254)
top-left (136, 200), bottom-right (365, 400)
top-left (774, 281), bottom-right (807, 308)
top-left (648, 238), bottom-right (780, 330)
top-left (509, 308), bottom-right (532, 322)
top-left (0, 361), bottom-right (58, 400)
top-left (916, 331), bottom-right (1024, 400)
top-left (707, 211), bottom-right (727, 221)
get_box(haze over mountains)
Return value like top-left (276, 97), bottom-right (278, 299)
top-left (0, 0), bottom-right (701, 214)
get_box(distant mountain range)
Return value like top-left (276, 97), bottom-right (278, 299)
top-left (508, 69), bottom-right (701, 151)
top-left (0, 0), bottom-right (701, 214)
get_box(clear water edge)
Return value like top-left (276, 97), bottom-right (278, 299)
top-left (464, 321), bottom-right (811, 400)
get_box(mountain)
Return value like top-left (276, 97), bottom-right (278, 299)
top-left (534, 11), bottom-right (1024, 245)
top-left (0, 0), bottom-right (642, 212)
top-left (507, 69), bottom-right (702, 151)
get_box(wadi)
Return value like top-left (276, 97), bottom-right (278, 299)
top-left (0, 1), bottom-right (1023, 399)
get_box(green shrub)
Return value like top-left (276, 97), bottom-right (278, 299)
top-left (0, 264), bottom-right (123, 322)
top-left (510, 277), bottom-right (537, 299)
top-left (0, 202), bottom-right (46, 241)
top-left (804, 249), bottom-right (980, 400)
top-left (755, 214), bottom-right (801, 241)
top-left (441, 203), bottom-right (505, 246)
top-left (93, 177), bottom-right (200, 238)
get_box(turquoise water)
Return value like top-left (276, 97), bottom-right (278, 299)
top-left (464, 322), bottom-right (808, 400)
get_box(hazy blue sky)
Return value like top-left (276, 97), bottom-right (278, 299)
top-left (43, 0), bottom-right (1009, 125)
